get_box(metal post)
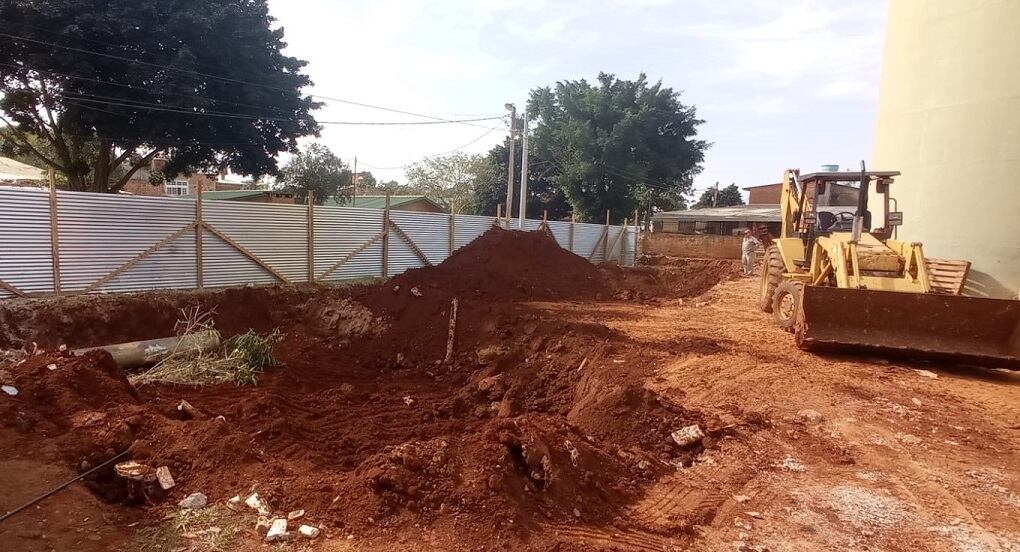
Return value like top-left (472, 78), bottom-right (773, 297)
top-left (505, 104), bottom-right (516, 220)
top-left (619, 217), bottom-right (629, 263)
top-left (382, 193), bottom-right (391, 277)
top-left (518, 108), bottom-right (528, 229)
top-left (47, 169), bottom-right (61, 295)
top-left (195, 182), bottom-right (204, 289)
top-left (307, 190), bottom-right (315, 282)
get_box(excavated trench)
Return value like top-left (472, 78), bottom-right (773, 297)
top-left (0, 228), bottom-right (741, 545)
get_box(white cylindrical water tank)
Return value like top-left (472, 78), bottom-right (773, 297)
top-left (872, 0), bottom-right (1020, 298)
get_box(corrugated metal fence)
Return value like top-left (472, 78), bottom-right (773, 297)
top-left (0, 187), bottom-right (639, 298)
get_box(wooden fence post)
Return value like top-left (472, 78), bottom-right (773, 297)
top-left (633, 209), bottom-right (640, 266)
top-left (496, 204), bottom-right (502, 228)
top-left (382, 193), bottom-right (391, 277)
top-left (620, 217), bottom-right (628, 262)
top-left (568, 212), bottom-right (575, 253)
top-left (48, 169), bottom-right (61, 295)
top-left (307, 191), bottom-right (315, 282)
top-left (195, 183), bottom-right (204, 290)
top-left (603, 210), bottom-right (610, 261)
top-left (448, 212), bottom-right (456, 256)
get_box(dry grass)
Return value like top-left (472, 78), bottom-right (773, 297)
top-left (134, 505), bottom-right (247, 552)
top-left (129, 307), bottom-right (282, 387)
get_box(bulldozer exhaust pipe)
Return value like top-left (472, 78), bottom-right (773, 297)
top-left (797, 286), bottom-right (1020, 368)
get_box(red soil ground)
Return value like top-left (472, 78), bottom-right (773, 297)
top-left (0, 229), bottom-right (738, 551)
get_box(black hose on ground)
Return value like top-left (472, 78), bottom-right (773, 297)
top-left (0, 449), bottom-right (129, 525)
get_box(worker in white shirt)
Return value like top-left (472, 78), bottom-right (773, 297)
top-left (741, 229), bottom-right (760, 276)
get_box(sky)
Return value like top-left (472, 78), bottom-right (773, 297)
top-left (266, 0), bottom-right (889, 200)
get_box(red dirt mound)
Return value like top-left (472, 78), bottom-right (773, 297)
top-left (388, 226), bottom-right (609, 302)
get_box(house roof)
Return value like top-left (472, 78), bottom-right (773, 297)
top-left (324, 195), bottom-right (445, 211)
top-left (187, 190), bottom-right (287, 200)
top-left (654, 204), bottom-right (855, 223)
top-left (0, 157), bottom-right (46, 181)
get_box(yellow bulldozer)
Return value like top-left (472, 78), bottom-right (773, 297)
top-left (759, 163), bottom-right (1020, 367)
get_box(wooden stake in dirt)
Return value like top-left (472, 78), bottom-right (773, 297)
top-left (47, 169), bottom-right (61, 295)
top-left (444, 297), bottom-right (459, 363)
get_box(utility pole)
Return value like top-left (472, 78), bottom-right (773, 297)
top-left (352, 156), bottom-right (358, 206)
top-left (518, 108), bottom-right (529, 228)
top-left (504, 103), bottom-right (516, 222)
top-left (712, 181), bottom-right (720, 207)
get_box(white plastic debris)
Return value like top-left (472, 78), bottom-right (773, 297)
top-left (265, 518), bottom-right (291, 542)
top-left (178, 492), bottom-right (208, 509)
top-left (298, 524), bottom-right (320, 539)
top-left (155, 466), bottom-right (175, 490)
top-left (1, 385), bottom-right (17, 396)
top-left (46, 363), bottom-right (58, 371)
top-left (245, 492), bottom-right (272, 516)
top-left (670, 424), bottom-right (704, 448)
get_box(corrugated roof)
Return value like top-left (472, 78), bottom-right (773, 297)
top-left (0, 157), bottom-right (46, 181)
top-left (654, 204), bottom-right (854, 223)
top-left (323, 195), bottom-right (443, 210)
top-left (188, 190), bottom-right (268, 200)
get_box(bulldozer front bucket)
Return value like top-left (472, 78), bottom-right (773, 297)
top-left (797, 286), bottom-right (1020, 368)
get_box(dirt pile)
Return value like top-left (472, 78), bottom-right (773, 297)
top-left (388, 226), bottom-right (610, 302)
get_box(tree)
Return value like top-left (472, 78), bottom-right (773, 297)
top-left (404, 152), bottom-right (495, 214)
top-left (473, 138), bottom-right (570, 220)
top-left (280, 143), bottom-right (350, 205)
top-left (692, 183), bottom-right (744, 208)
top-left (354, 171), bottom-right (377, 192)
top-left (0, 0), bottom-right (319, 192)
top-left (529, 73), bottom-right (707, 223)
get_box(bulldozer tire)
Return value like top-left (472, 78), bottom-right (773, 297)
top-left (772, 280), bottom-right (803, 333)
top-left (759, 245), bottom-right (784, 313)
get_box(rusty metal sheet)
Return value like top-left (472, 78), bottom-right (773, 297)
top-left (797, 286), bottom-right (1020, 368)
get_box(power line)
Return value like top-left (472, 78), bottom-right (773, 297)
top-left (0, 31), bottom-right (497, 129)
top-left (62, 93), bottom-right (505, 126)
top-left (358, 125), bottom-right (505, 171)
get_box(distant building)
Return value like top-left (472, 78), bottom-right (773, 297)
top-left (0, 156), bottom-right (46, 184)
top-left (743, 181), bottom-right (859, 206)
top-left (120, 157), bottom-right (253, 197)
top-left (188, 190), bottom-right (296, 204)
top-left (324, 195), bottom-right (447, 213)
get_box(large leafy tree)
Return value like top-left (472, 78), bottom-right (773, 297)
top-left (404, 152), bottom-right (494, 214)
top-left (692, 183), bottom-right (744, 208)
top-left (280, 143), bottom-right (350, 205)
top-left (529, 73), bottom-right (707, 223)
top-left (0, 0), bottom-right (320, 192)
top-left (473, 138), bottom-right (569, 220)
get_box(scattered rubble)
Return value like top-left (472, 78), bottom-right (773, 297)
top-left (671, 424), bottom-right (705, 448)
top-left (155, 466), bottom-right (175, 490)
top-left (797, 409), bottom-right (824, 424)
top-left (178, 492), bottom-right (208, 510)
top-left (266, 518), bottom-right (292, 542)
top-left (298, 524), bottom-right (321, 539)
top-left (245, 492), bottom-right (271, 516)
